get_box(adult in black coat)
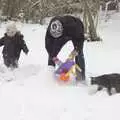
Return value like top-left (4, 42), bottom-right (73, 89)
top-left (45, 15), bottom-right (85, 80)
top-left (0, 23), bottom-right (29, 68)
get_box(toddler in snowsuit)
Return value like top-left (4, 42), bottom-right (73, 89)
top-left (45, 15), bottom-right (85, 80)
top-left (0, 23), bottom-right (29, 69)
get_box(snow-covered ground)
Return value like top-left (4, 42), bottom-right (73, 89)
top-left (0, 12), bottom-right (120, 120)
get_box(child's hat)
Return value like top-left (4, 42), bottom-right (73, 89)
top-left (6, 22), bottom-right (18, 37)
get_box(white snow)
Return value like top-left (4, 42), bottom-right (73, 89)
top-left (0, 12), bottom-right (120, 120)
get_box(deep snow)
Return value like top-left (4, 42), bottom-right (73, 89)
top-left (0, 12), bottom-right (120, 120)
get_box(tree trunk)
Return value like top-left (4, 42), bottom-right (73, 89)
top-left (82, 0), bottom-right (101, 41)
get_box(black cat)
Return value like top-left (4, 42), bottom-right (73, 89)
top-left (91, 73), bottom-right (120, 95)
